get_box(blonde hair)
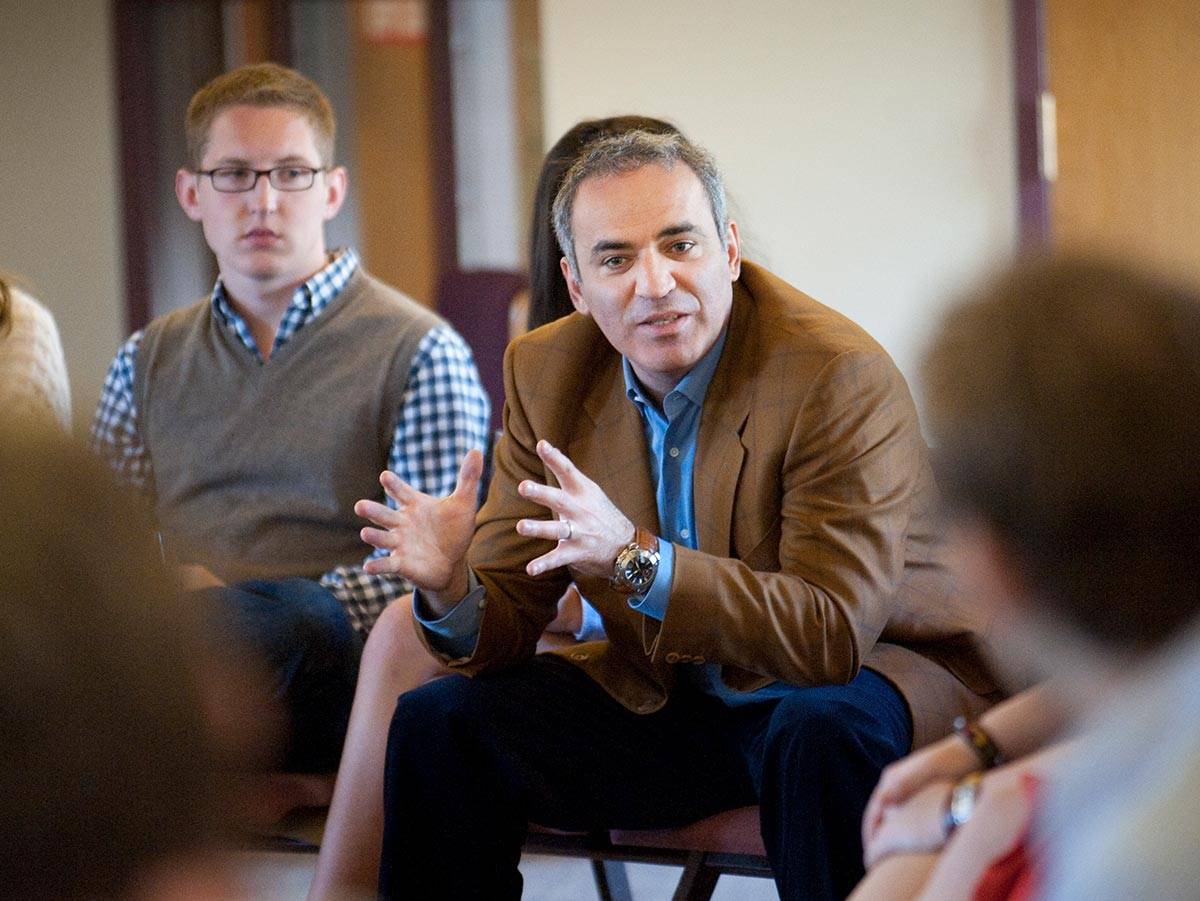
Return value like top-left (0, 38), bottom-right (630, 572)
top-left (185, 62), bottom-right (336, 168)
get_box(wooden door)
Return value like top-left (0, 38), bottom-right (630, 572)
top-left (1046, 0), bottom-right (1200, 283)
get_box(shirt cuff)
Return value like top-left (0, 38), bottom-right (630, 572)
top-left (413, 571), bottom-right (484, 659)
top-left (627, 538), bottom-right (673, 622)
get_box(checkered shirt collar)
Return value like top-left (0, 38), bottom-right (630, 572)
top-left (210, 247), bottom-right (360, 357)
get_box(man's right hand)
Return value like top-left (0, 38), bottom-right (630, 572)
top-left (356, 449), bottom-right (483, 613)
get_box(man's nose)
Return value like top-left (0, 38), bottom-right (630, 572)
top-left (635, 252), bottom-right (675, 299)
top-left (247, 172), bottom-right (279, 211)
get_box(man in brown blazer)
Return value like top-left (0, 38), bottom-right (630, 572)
top-left (358, 130), bottom-right (999, 900)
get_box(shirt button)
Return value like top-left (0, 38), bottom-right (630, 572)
top-left (665, 652), bottom-right (680, 663)
top-left (668, 446), bottom-right (680, 458)
top-left (477, 598), bottom-right (487, 610)
top-left (679, 528), bottom-right (690, 540)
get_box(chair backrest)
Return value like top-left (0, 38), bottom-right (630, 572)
top-left (436, 268), bottom-right (528, 435)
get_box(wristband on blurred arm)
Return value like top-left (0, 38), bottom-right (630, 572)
top-left (953, 715), bottom-right (1005, 769)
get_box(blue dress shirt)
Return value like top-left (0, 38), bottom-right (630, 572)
top-left (619, 327), bottom-right (729, 621)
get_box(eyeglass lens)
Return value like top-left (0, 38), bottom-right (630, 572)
top-left (208, 167), bottom-right (320, 192)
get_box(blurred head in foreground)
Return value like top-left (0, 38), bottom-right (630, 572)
top-left (0, 427), bottom-right (220, 899)
top-left (922, 255), bottom-right (1200, 682)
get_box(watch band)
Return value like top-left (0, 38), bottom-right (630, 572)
top-left (632, 526), bottom-right (657, 554)
top-left (953, 715), bottom-right (1005, 769)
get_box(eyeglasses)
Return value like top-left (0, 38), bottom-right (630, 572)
top-left (197, 165), bottom-right (326, 193)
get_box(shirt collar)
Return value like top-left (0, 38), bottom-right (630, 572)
top-left (210, 247), bottom-right (360, 328)
top-left (623, 324), bottom-right (730, 414)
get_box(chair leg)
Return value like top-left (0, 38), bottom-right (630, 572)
top-left (672, 851), bottom-right (721, 901)
top-left (591, 858), bottom-right (634, 901)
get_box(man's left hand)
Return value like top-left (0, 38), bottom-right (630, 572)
top-left (516, 440), bottom-right (635, 579)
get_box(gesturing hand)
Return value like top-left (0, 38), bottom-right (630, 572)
top-left (516, 440), bottom-right (636, 579)
top-left (355, 449), bottom-right (483, 604)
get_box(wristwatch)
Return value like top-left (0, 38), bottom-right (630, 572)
top-left (944, 771), bottom-right (984, 836)
top-left (611, 526), bottom-right (660, 595)
top-left (953, 715), bottom-right (1005, 769)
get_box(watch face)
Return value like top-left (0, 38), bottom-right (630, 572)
top-left (625, 552), bottom-right (656, 589)
top-left (615, 543), bottom-right (660, 593)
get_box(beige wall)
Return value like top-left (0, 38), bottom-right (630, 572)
top-left (0, 0), bottom-right (123, 436)
top-left (539, 0), bottom-right (1018, 390)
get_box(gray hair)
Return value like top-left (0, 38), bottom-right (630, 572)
top-left (552, 130), bottom-right (729, 278)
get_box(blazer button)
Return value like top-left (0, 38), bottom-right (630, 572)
top-left (665, 652), bottom-right (680, 663)
top-left (693, 656), bottom-right (706, 665)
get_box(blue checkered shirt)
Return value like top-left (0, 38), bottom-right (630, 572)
top-left (90, 248), bottom-right (491, 633)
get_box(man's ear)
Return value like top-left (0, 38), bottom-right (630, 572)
top-left (175, 169), bottom-right (204, 222)
top-left (724, 220), bottom-right (742, 281)
top-left (323, 166), bottom-right (348, 221)
top-left (561, 256), bottom-right (589, 315)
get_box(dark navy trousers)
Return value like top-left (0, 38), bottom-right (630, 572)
top-left (195, 577), bottom-right (362, 773)
top-left (379, 654), bottom-right (910, 900)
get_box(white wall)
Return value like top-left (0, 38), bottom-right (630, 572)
top-left (539, 0), bottom-right (1017, 391)
top-left (0, 0), bottom-right (123, 436)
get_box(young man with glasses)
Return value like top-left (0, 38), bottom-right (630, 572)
top-left (91, 64), bottom-right (489, 794)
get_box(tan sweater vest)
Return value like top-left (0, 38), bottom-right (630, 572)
top-left (135, 270), bottom-right (441, 583)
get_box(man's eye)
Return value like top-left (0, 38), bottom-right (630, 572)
top-left (669, 241), bottom-right (696, 254)
top-left (220, 167), bottom-right (252, 180)
top-left (602, 256), bottom-right (627, 269)
top-left (276, 168), bottom-right (306, 183)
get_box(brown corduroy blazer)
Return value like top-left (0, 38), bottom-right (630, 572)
top-left (431, 260), bottom-right (1001, 750)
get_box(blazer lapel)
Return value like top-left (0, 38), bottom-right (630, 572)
top-left (695, 284), bottom-right (755, 557)
top-left (567, 282), bottom-right (760, 551)
top-left (571, 357), bottom-right (661, 535)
